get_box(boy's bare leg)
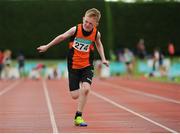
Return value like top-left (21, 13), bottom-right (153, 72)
top-left (70, 82), bottom-right (90, 112)
top-left (70, 82), bottom-right (90, 126)
top-left (77, 82), bottom-right (90, 112)
top-left (70, 90), bottom-right (79, 100)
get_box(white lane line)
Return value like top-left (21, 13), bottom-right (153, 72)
top-left (42, 80), bottom-right (59, 133)
top-left (0, 80), bottom-right (22, 96)
top-left (91, 91), bottom-right (178, 133)
top-left (98, 81), bottom-right (180, 105)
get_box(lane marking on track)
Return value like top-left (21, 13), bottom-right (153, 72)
top-left (42, 80), bottom-right (59, 133)
top-left (91, 91), bottom-right (178, 133)
top-left (0, 80), bottom-right (22, 96)
top-left (98, 81), bottom-right (180, 105)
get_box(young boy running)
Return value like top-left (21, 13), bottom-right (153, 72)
top-left (37, 8), bottom-right (109, 127)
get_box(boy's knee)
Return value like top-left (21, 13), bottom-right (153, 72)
top-left (70, 90), bottom-right (79, 100)
top-left (71, 94), bottom-right (79, 100)
top-left (81, 82), bottom-right (91, 95)
top-left (82, 87), bottom-right (90, 95)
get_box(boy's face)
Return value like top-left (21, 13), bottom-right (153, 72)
top-left (83, 16), bottom-right (98, 32)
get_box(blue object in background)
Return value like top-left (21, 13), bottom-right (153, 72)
top-left (16, 61), bottom-right (180, 77)
top-left (138, 62), bottom-right (152, 73)
top-left (109, 62), bottom-right (126, 75)
top-left (168, 63), bottom-right (180, 77)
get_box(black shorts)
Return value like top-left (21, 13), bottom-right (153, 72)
top-left (68, 66), bottom-right (94, 91)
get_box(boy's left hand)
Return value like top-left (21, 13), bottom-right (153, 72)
top-left (102, 60), bottom-right (109, 67)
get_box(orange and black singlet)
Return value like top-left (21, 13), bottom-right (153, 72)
top-left (68, 24), bottom-right (97, 69)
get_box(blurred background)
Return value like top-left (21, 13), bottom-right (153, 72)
top-left (0, 0), bottom-right (180, 82)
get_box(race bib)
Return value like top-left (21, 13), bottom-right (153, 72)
top-left (73, 37), bottom-right (92, 52)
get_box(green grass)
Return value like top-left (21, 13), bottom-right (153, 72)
top-left (148, 76), bottom-right (180, 84)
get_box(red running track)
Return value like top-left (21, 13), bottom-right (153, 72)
top-left (0, 77), bottom-right (179, 133)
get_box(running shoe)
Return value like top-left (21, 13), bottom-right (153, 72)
top-left (74, 116), bottom-right (88, 127)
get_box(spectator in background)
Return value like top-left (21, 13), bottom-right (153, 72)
top-left (123, 48), bottom-right (135, 76)
top-left (149, 47), bottom-right (167, 77)
top-left (36, 63), bottom-right (46, 77)
top-left (117, 49), bottom-right (124, 62)
top-left (28, 63), bottom-right (46, 80)
top-left (45, 65), bottom-right (59, 80)
top-left (0, 49), bottom-right (4, 79)
top-left (28, 67), bottom-right (41, 80)
top-left (152, 48), bottom-right (159, 72)
top-left (2, 50), bottom-right (12, 79)
top-left (152, 47), bottom-right (164, 71)
top-left (168, 42), bottom-right (175, 61)
top-left (136, 38), bottom-right (147, 59)
top-left (17, 51), bottom-right (25, 78)
top-left (3, 49), bottom-right (12, 66)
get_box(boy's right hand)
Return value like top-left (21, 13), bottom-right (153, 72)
top-left (37, 45), bottom-right (48, 53)
top-left (102, 60), bottom-right (109, 67)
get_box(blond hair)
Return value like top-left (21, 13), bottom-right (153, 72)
top-left (85, 8), bottom-right (101, 22)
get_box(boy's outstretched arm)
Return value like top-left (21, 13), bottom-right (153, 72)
top-left (95, 32), bottom-right (109, 67)
top-left (37, 26), bottom-right (76, 53)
